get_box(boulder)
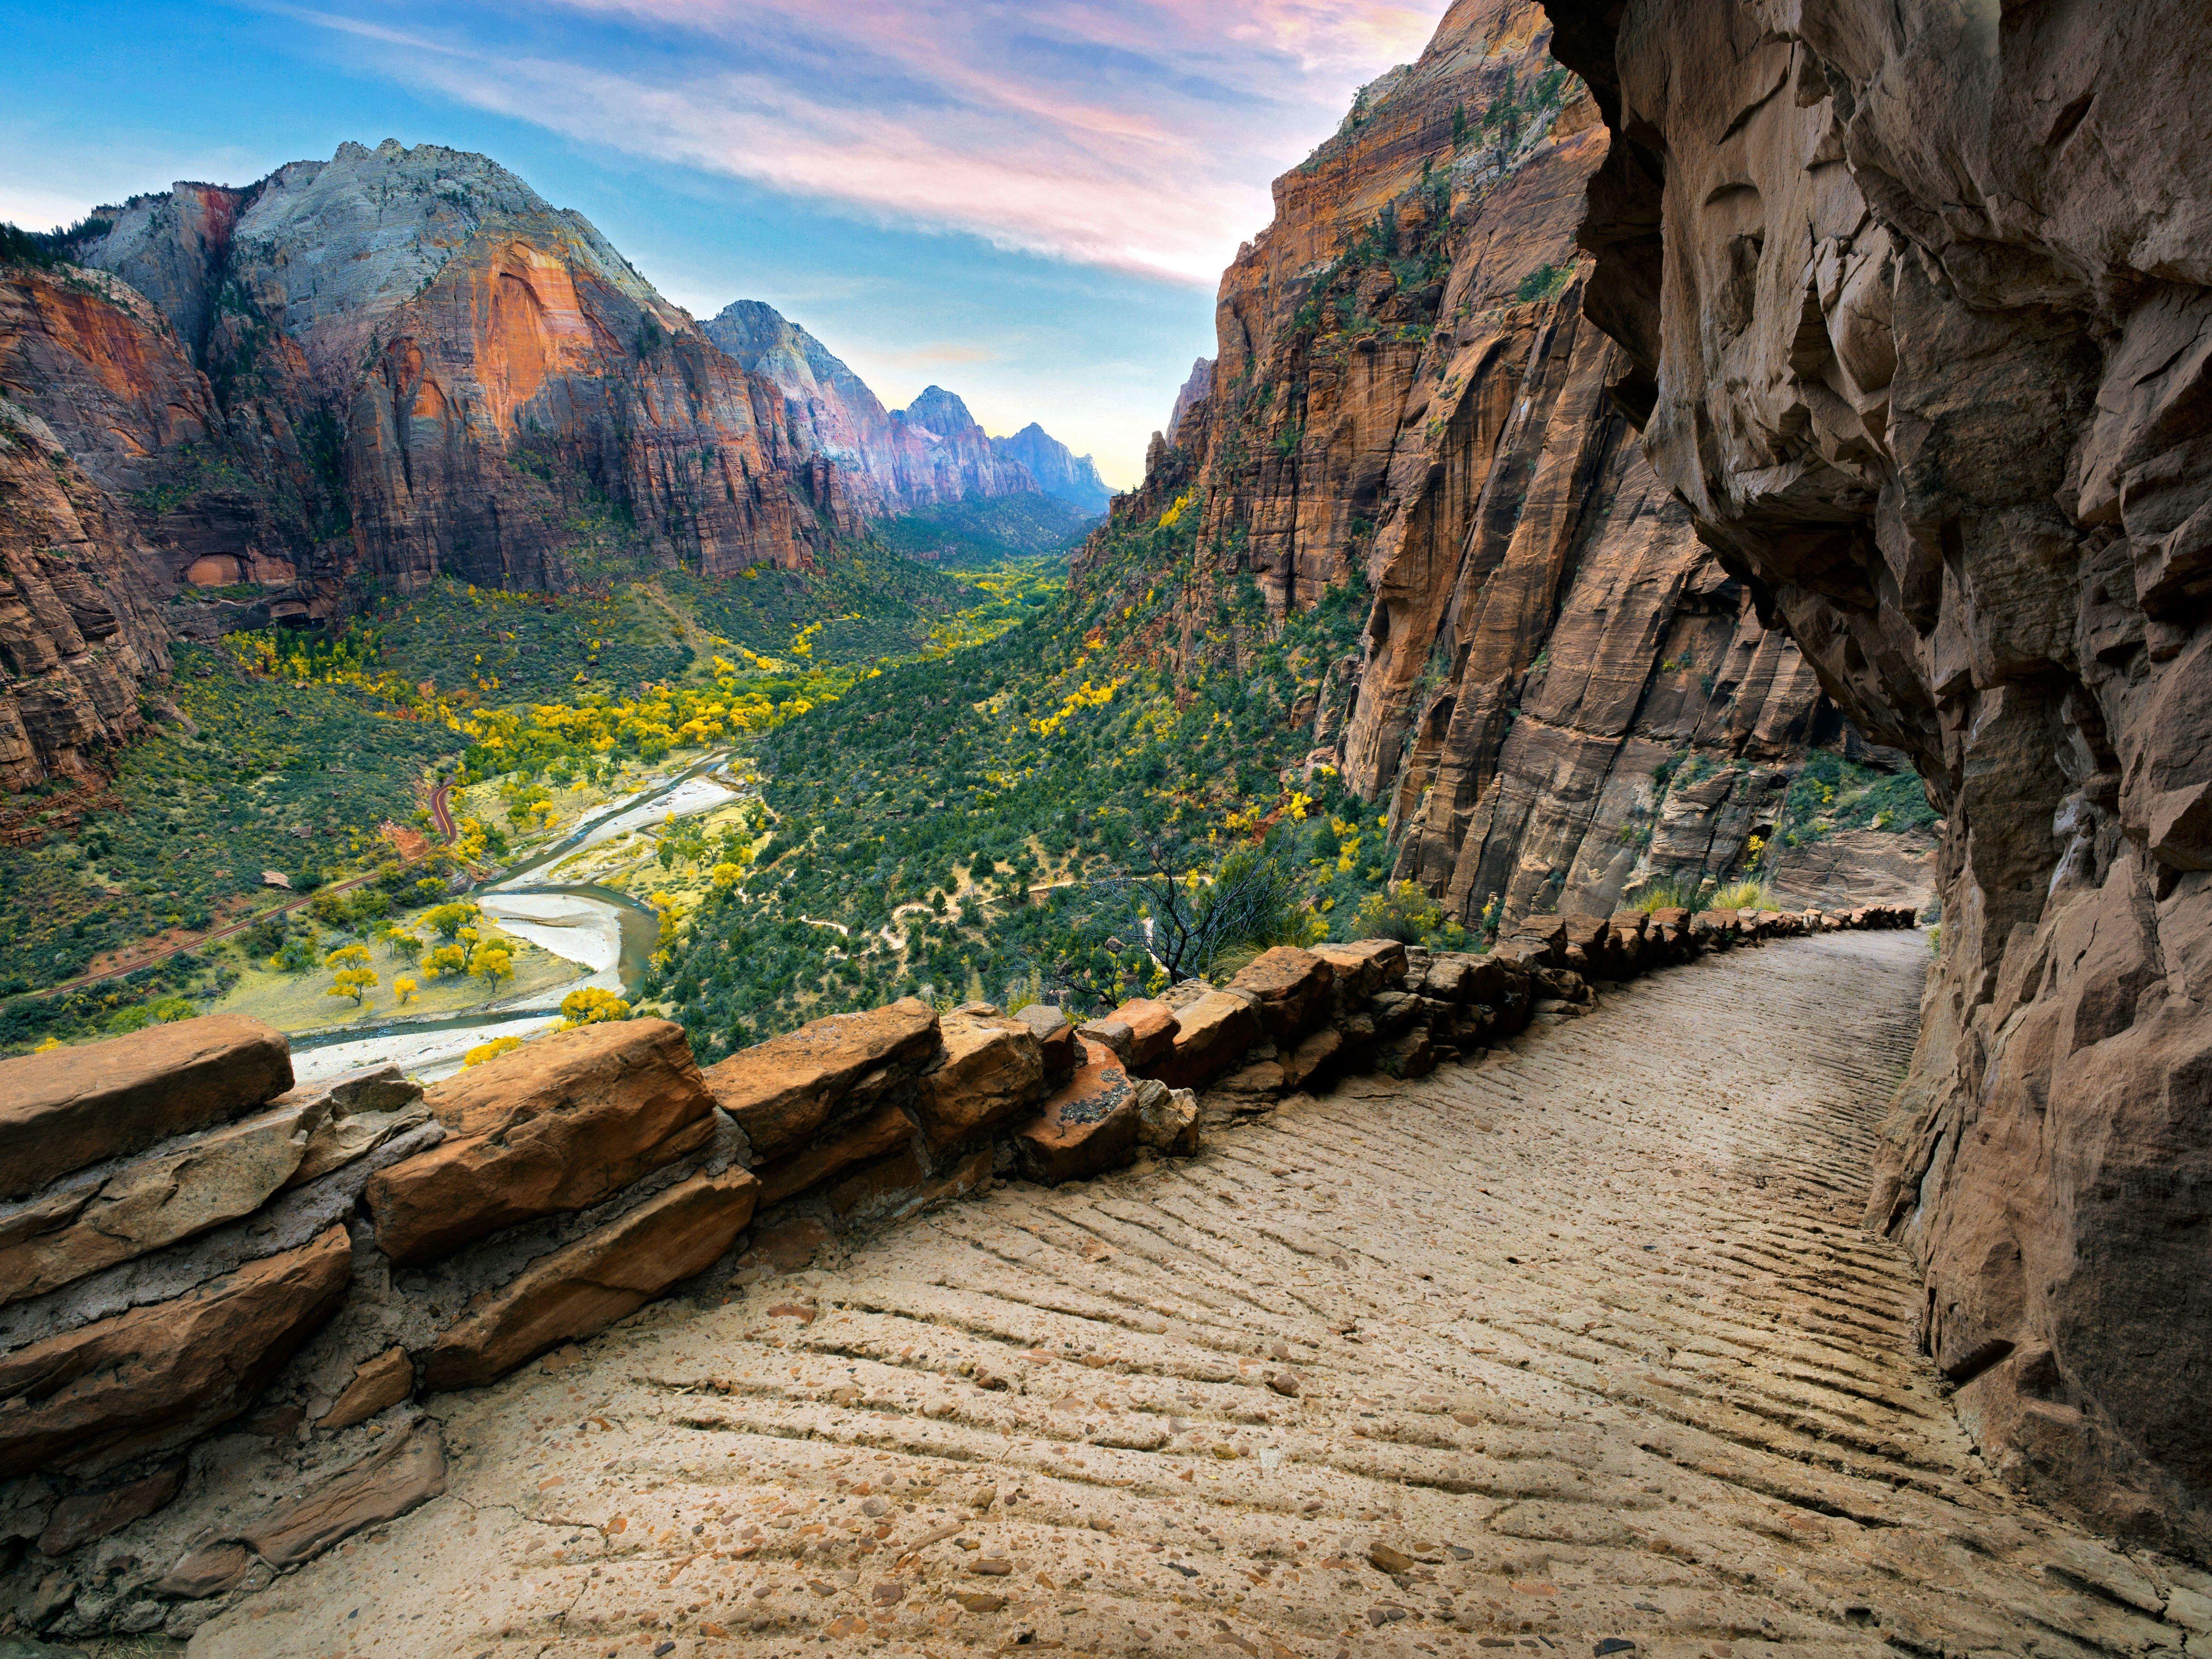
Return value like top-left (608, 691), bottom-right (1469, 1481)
top-left (237, 1426), bottom-right (445, 1567)
top-left (1310, 938), bottom-right (1407, 996)
top-left (156, 1538), bottom-right (252, 1598)
top-left (1378, 1025), bottom-right (1436, 1080)
top-left (320, 1346), bottom-right (415, 1431)
top-left (0, 1097), bottom-right (322, 1306)
top-left (1367, 990), bottom-right (1421, 1035)
top-left (280, 1066), bottom-right (431, 1189)
top-left (1143, 990), bottom-right (1260, 1091)
top-left (1420, 952), bottom-right (1482, 1001)
top-left (1103, 998), bottom-right (1179, 1067)
top-left (0, 1015), bottom-right (291, 1201)
top-left (1137, 1085), bottom-right (1201, 1158)
top-left (1507, 917), bottom-right (1567, 962)
top-left (1013, 1038), bottom-right (1146, 1185)
top-left (754, 1104), bottom-right (916, 1207)
top-left (1011, 1004), bottom-right (1080, 1079)
top-left (1224, 947), bottom-right (1335, 1043)
top-left (423, 1168), bottom-right (758, 1390)
top-left (1073, 1018), bottom-right (1135, 1063)
top-left (912, 1012), bottom-right (1046, 1150)
top-left (1490, 936), bottom-right (1554, 972)
top-left (702, 998), bottom-right (939, 1158)
top-left (367, 1019), bottom-right (715, 1266)
top-left (0, 1224), bottom-right (351, 1478)
top-left (1202, 1060), bottom-right (1286, 1119)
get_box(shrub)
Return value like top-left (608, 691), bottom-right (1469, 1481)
top-left (327, 966), bottom-right (378, 1006)
top-left (1625, 875), bottom-right (1698, 913)
top-left (1709, 880), bottom-right (1772, 912)
top-left (393, 975), bottom-right (418, 1004)
top-left (1350, 880), bottom-right (1446, 944)
top-left (469, 944), bottom-right (514, 987)
top-left (462, 1033), bottom-right (524, 1068)
top-left (559, 985), bottom-right (629, 1027)
top-left (424, 902), bottom-right (478, 941)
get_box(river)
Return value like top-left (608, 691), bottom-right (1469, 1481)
top-left (287, 753), bottom-right (737, 1085)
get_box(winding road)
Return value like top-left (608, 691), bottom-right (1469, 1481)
top-left (196, 931), bottom-right (2184, 1658)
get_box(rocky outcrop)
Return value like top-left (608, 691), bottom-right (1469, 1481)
top-left (1542, 0), bottom-right (2212, 1559)
top-left (364, 1018), bottom-right (717, 1265)
top-left (1072, 0), bottom-right (1922, 928)
top-left (0, 896), bottom-right (1913, 1638)
top-left (421, 1166), bottom-right (757, 1390)
top-left (704, 300), bottom-right (1106, 516)
top-left (700, 996), bottom-right (940, 1158)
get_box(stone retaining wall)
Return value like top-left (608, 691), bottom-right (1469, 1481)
top-left (0, 901), bottom-right (1916, 1641)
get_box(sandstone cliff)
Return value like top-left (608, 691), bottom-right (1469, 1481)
top-left (25, 141), bottom-right (837, 596)
top-left (0, 396), bottom-right (174, 789)
top-left (704, 300), bottom-right (1108, 517)
top-left (1543, 0), bottom-right (2212, 1558)
top-left (1073, 0), bottom-right (1915, 925)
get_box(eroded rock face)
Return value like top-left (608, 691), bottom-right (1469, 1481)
top-left (0, 1223), bottom-right (349, 1478)
top-left (348, 215), bottom-right (832, 590)
top-left (0, 394), bottom-right (174, 790)
top-left (422, 1168), bottom-right (757, 1390)
top-left (1543, 0), bottom-right (2212, 1556)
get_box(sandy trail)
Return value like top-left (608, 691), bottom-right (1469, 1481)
top-left (196, 932), bottom-right (2181, 1658)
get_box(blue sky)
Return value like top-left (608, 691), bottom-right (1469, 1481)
top-left (0, 0), bottom-right (1441, 483)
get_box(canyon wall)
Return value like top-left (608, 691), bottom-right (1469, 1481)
top-left (0, 396), bottom-right (175, 790)
top-left (1542, 0), bottom-right (2212, 1557)
top-left (1076, 0), bottom-right (1929, 925)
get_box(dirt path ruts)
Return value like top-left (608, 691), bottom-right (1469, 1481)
top-left (196, 933), bottom-right (2183, 1658)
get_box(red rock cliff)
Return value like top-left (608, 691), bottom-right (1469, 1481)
top-left (1544, 0), bottom-right (2212, 1557)
top-left (1074, 0), bottom-right (1910, 925)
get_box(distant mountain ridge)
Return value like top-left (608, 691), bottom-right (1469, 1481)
top-left (703, 301), bottom-right (1111, 517)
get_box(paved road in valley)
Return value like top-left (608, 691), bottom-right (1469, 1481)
top-left (199, 932), bottom-right (2184, 1658)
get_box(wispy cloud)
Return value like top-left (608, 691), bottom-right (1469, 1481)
top-left (280, 0), bottom-right (1440, 282)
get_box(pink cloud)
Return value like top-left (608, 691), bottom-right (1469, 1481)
top-left (296, 0), bottom-right (1444, 282)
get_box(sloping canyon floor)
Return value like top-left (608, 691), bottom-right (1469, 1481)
top-left (195, 933), bottom-right (2174, 1658)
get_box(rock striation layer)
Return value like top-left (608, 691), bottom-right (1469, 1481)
top-left (1074, 0), bottom-right (1926, 926)
top-left (1542, 0), bottom-right (2212, 1558)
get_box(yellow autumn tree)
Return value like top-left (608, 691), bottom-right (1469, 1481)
top-left (327, 966), bottom-right (378, 1006)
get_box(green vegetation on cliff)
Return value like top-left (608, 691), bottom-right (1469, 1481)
top-left (639, 498), bottom-right (1444, 1059)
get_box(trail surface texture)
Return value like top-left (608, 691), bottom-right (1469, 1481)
top-left (195, 933), bottom-right (2189, 1658)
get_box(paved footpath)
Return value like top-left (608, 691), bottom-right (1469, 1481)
top-left (196, 933), bottom-right (2185, 1659)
